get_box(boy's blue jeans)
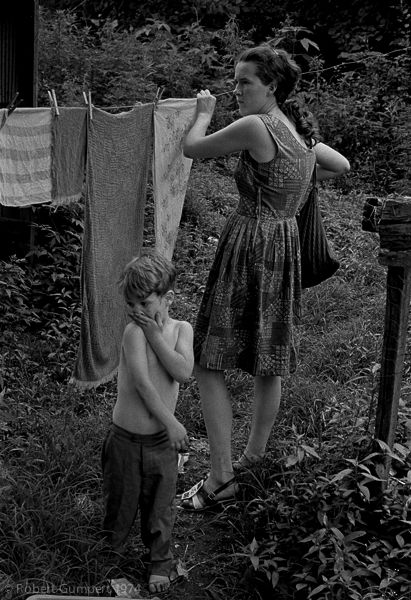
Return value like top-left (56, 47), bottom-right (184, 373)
top-left (102, 423), bottom-right (177, 577)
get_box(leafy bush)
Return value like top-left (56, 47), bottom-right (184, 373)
top-left (298, 51), bottom-right (411, 194)
top-left (0, 258), bottom-right (41, 331)
top-left (38, 9), bottom-right (410, 193)
top-left (38, 10), bottom-right (246, 113)
top-left (235, 439), bottom-right (411, 600)
top-left (27, 204), bottom-right (83, 314)
top-left (181, 160), bottom-right (238, 233)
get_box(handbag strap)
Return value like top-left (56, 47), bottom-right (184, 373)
top-left (308, 136), bottom-right (317, 188)
top-left (297, 163), bottom-right (317, 215)
top-left (311, 162), bottom-right (317, 189)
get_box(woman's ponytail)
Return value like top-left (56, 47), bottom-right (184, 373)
top-left (282, 98), bottom-right (320, 145)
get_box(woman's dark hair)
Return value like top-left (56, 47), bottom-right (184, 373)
top-left (237, 45), bottom-right (319, 144)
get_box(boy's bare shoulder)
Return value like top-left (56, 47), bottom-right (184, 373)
top-left (122, 321), bottom-right (146, 344)
top-left (172, 318), bottom-right (193, 333)
top-left (176, 318), bottom-right (193, 328)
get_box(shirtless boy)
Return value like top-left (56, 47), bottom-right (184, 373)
top-left (102, 251), bottom-right (194, 593)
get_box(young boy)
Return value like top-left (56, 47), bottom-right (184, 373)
top-left (102, 251), bottom-right (194, 593)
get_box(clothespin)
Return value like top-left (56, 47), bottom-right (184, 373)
top-left (51, 89), bottom-right (60, 116)
top-left (1, 91), bottom-right (21, 129)
top-left (6, 91), bottom-right (21, 116)
top-left (47, 89), bottom-right (59, 116)
top-left (88, 91), bottom-right (93, 120)
top-left (154, 86), bottom-right (164, 108)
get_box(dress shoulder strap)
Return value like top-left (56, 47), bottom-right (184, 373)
top-left (258, 113), bottom-right (312, 152)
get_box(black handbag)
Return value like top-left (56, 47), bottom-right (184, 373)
top-left (296, 171), bottom-right (340, 288)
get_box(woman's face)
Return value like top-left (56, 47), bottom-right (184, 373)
top-left (234, 61), bottom-right (274, 116)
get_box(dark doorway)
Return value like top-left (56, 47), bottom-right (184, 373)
top-left (0, 0), bottom-right (39, 258)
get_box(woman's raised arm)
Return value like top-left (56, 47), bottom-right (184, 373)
top-left (314, 142), bottom-right (350, 182)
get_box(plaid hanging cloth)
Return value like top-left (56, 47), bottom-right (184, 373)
top-left (71, 104), bottom-right (154, 388)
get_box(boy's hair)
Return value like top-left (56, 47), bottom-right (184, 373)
top-left (119, 250), bottom-right (176, 300)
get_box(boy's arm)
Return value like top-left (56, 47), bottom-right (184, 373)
top-left (131, 317), bottom-right (194, 383)
top-left (123, 324), bottom-right (189, 450)
top-left (152, 320), bottom-right (194, 382)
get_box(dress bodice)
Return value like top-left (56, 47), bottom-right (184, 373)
top-left (234, 114), bottom-right (316, 219)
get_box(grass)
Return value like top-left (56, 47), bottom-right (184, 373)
top-left (1, 161), bottom-right (411, 599)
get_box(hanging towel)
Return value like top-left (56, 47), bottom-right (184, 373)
top-left (153, 98), bottom-right (196, 260)
top-left (51, 107), bottom-right (87, 206)
top-left (71, 104), bottom-right (154, 388)
top-left (0, 108), bottom-right (52, 206)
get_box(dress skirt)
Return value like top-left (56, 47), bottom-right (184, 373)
top-left (193, 194), bottom-right (302, 377)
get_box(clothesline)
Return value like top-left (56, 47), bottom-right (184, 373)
top-left (89, 90), bottom-right (234, 111)
top-left (38, 90), bottom-right (234, 114)
top-left (301, 45), bottom-right (411, 76)
top-left (95, 104), bottom-right (140, 110)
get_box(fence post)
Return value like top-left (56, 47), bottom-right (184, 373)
top-left (362, 195), bottom-right (411, 496)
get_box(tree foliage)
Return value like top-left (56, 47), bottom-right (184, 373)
top-left (38, 6), bottom-right (411, 193)
top-left (40, 0), bottom-right (410, 60)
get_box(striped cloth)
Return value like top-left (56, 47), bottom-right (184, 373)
top-left (0, 108), bottom-right (52, 206)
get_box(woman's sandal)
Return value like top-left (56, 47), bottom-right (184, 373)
top-left (178, 477), bottom-right (237, 511)
top-left (233, 452), bottom-right (265, 472)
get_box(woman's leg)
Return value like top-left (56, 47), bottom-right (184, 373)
top-left (243, 375), bottom-right (282, 458)
top-left (194, 364), bottom-right (234, 489)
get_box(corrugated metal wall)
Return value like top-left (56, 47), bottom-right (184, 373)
top-left (0, 0), bottom-right (38, 108)
top-left (0, 1), bottom-right (39, 256)
top-left (0, 20), bottom-right (17, 106)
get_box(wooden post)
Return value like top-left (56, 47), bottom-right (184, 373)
top-left (363, 195), bottom-right (411, 494)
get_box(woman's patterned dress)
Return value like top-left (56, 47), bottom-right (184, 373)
top-left (194, 114), bottom-right (316, 376)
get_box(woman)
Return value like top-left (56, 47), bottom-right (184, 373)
top-left (179, 45), bottom-right (350, 511)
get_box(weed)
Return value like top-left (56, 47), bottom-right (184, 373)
top-left (2, 176), bottom-right (410, 600)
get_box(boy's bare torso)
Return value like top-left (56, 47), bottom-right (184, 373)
top-left (113, 319), bottom-right (180, 434)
